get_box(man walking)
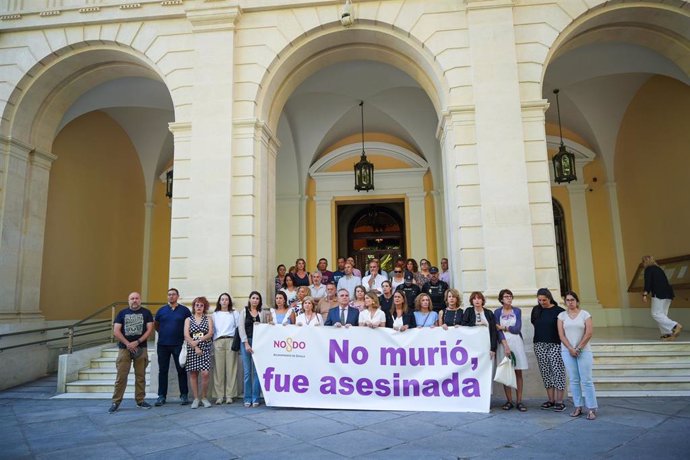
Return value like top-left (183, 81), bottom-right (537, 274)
top-left (154, 288), bottom-right (191, 406)
top-left (109, 291), bottom-right (154, 413)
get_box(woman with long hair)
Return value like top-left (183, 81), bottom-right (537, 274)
top-left (274, 264), bottom-right (287, 295)
top-left (386, 290), bottom-right (417, 331)
top-left (184, 296), bottom-right (214, 409)
top-left (494, 289), bottom-right (528, 412)
top-left (269, 291), bottom-right (294, 325)
top-left (280, 273), bottom-right (299, 307)
top-left (293, 258), bottom-right (311, 287)
top-left (415, 258), bottom-right (431, 286)
top-left (558, 291), bottom-right (598, 420)
top-left (238, 291), bottom-right (264, 408)
top-left (351, 285), bottom-right (367, 311)
top-left (413, 293), bottom-right (439, 328)
top-left (211, 293), bottom-right (239, 405)
top-left (531, 288), bottom-right (566, 412)
top-left (359, 291), bottom-right (386, 328)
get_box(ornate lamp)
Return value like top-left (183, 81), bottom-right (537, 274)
top-left (165, 169), bottom-right (173, 198)
top-left (354, 101), bottom-right (374, 192)
top-left (552, 89), bottom-right (577, 184)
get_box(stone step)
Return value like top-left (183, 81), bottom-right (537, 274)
top-left (78, 367), bottom-right (151, 380)
top-left (594, 389), bottom-right (690, 397)
top-left (65, 379), bottom-right (151, 393)
top-left (593, 363), bottom-right (690, 377)
top-left (593, 375), bottom-right (690, 392)
top-left (591, 341), bottom-right (690, 353)
top-left (593, 351), bottom-right (690, 365)
top-left (52, 392), bottom-right (158, 400)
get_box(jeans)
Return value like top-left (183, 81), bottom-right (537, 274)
top-left (157, 343), bottom-right (188, 398)
top-left (213, 337), bottom-right (239, 399)
top-left (561, 348), bottom-right (598, 409)
top-left (112, 348), bottom-right (148, 404)
top-left (240, 338), bottom-right (261, 404)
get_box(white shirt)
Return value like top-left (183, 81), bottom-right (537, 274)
top-left (295, 312), bottom-right (323, 327)
top-left (337, 275), bottom-right (362, 298)
top-left (212, 310), bottom-right (239, 339)
top-left (309, 284), bottom-right (326, 300)
top-left (361, 273), bottom-right (387, 293)
top-left (358, 308), bottom-right (386, 327)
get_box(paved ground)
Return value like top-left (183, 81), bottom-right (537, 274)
top-left (2, 375), bottom-right (690, 459)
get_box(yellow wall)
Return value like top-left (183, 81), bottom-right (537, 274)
top-left (423, 171), bottom-right (437, 265)
top-left (41, 111), bottom-right (145, 320)
top-left (148, 179), bottom-right (171, 299)
top-left (616, 76), bottom-right (690, 308)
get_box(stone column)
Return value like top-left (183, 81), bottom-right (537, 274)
top-left (406, 192), bottom-right (428, 259)
top-left (141, 201), bottom-right (154, 300)
top-left (0, 137), bottom-right (56, 322)
top-left (171, 4), bottom-right (239, 301)
top-left (314, 196), bottom-right (333, 264)
top-left (606, 182), bottom-right (631, 316)
top-left (467, 0), bottom-right (549, 304)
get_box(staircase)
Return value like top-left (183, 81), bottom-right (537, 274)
top-left (591, 341), bottom-right (690, 396)
top-left (58, 345), bottom-right (153, 398)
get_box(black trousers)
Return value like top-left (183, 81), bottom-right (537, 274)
top-left (157, 343), bottom-right (188, 397)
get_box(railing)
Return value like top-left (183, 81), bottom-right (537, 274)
top-left (0, 302), bottom-right (164, 354)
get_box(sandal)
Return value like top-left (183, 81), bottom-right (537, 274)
top-left (516, 402), bottom-right (527, 412)
top-left (570, 407), bottom-right (583, 417)
top-left (540, 401), bottom-right (555, 410)
top-left (586, 410), bottom-right (597, 420)
top-left (502, 401), bottom-right (514, 410)
top-left (553, 402), bottom-right (566, 412)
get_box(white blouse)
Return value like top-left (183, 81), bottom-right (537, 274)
top-left (358, 308), bottom-right (386, 327)
top-left (295, 312), bottom-right (323, 327)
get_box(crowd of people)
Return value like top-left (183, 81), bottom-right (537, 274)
top-left (108, 255), bottom-right (682, 417)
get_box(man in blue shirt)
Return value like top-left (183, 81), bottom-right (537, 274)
top-left (154, 288), bottom-right (191, 406)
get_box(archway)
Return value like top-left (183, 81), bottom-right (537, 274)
top-left (542, 0), bottom-right (690, 322)
top-left (0, 44), bottom-right (175, 321)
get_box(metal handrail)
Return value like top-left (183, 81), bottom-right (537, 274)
top-left (0, 301), bottom-right (164, 354)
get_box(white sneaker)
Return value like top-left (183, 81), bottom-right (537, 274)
top-left (201, 398), bottom-right (212, 408)
top-left (215, 398), bottom-right (223, 405)
top-left (190, 399), bottom-right (199, 409)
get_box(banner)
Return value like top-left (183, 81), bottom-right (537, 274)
top-left (251, 324), bottom-right (492, 413)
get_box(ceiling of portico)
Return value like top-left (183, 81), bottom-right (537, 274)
top-left (276, 60), bottom-right (440, 196)
top-left (543, 4), bottom-right (690, 181)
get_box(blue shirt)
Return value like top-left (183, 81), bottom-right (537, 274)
top-left (414, 311), bottom-right (439, 328)
top-left (155, 304), bottom-right (191, 346)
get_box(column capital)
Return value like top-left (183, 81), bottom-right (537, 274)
top-left (168, 121), bottom-right (192, 137)
top-left (186, 1), bottom-right (241, 33)
top-left (566, 183), bottom-right (589, 195)
top-left (436, 105), bottom-right (476, 139)
top-left (467, 0), bottom-right (514, 11)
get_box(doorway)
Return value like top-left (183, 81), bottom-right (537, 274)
top-left (337, 202), bottom-right (405, 274)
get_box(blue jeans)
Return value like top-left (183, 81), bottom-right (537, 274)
top-left (561, 348), bottom-right (598, 409)
top-left (157, 343), bottom-right (188, 398)
top-left (240, 338), bottom-right (261, 404)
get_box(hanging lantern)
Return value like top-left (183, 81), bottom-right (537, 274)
top-left (354, 101), bottom-right (374, 192)
top-left (165, 169), bottom-right (173, 198)
top-left (552, 89), bottom-right (577, 184)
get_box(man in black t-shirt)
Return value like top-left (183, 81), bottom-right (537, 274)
top-left (396, 271), bottom-right (421, 310)
top-left (109, 291), bottom-right (154, 413)
top-left (422, 266), bottom-right (449, 312)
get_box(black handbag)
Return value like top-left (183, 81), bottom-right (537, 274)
top-left (231, 328), bottom-right (241, 352)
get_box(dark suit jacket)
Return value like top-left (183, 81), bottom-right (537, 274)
top-left (461, 307), bottom-right (498, 352)
top-left (385, 310), bottom-right (417, 329)
top-left (324, 306), bottom-right (359, 326)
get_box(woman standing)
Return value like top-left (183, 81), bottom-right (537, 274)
top-left (558, 291), bottom-right (598, 420)
top-left (184, 296), bottom-right (214, 409)
top-left (531, 288), bottom-right (566, 412)
top-left (293, 258), bottom-right (311, 287)
top-left (386, 291), bottom-right (417, 331)
top-left (415, 258), bottom-right (432, 286)
top-left (359, 292), bottom-right (386, 328)
top-left (461, 292), bottom-right (497, 359)
top-left (494, 289), bottom-right (528, 412)
top-left (414, 293), bottom-right (439, 328)
top-left (405, 259), bottom-right (419, 284)
top-left (351, 285), bottom-right (367, 311)
top-left (212, 293), bottom-right (238, 405)
top-left (390, 264), bottom-right (406, 290)
top-left (642, 255), bottom-right (682, 340)
top-left (378, 280), bottom-right (394, 314)
top-left (295, 297), bottom-right (323, 326)
top-left (269, 291), bottom-right (293, 325)
top-left (238, 291), bottom-right (264, 408)
top-left (274, 264), bottom-right (287, 296)
top-left (439, 288), bottom-right (463, 329)
top-left (280, 273), bottom-right (299, 307)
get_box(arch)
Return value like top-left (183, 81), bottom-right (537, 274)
top-left (309, 141), bottom-right (429, 176)
top-left (1, 42), bottom-right (177, 152)
top-left (254, 21), bottom-right (450, 136)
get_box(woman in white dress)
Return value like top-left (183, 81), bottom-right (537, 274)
top-left (295, 296), bottom-right (323, 327)
top-left (359, 291), bottom-right (386, 328)
top-left (494, 288), bottom-right (529, 412)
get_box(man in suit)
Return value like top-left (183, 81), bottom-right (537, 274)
top-left (324, 289), bottom-right (359, 327)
